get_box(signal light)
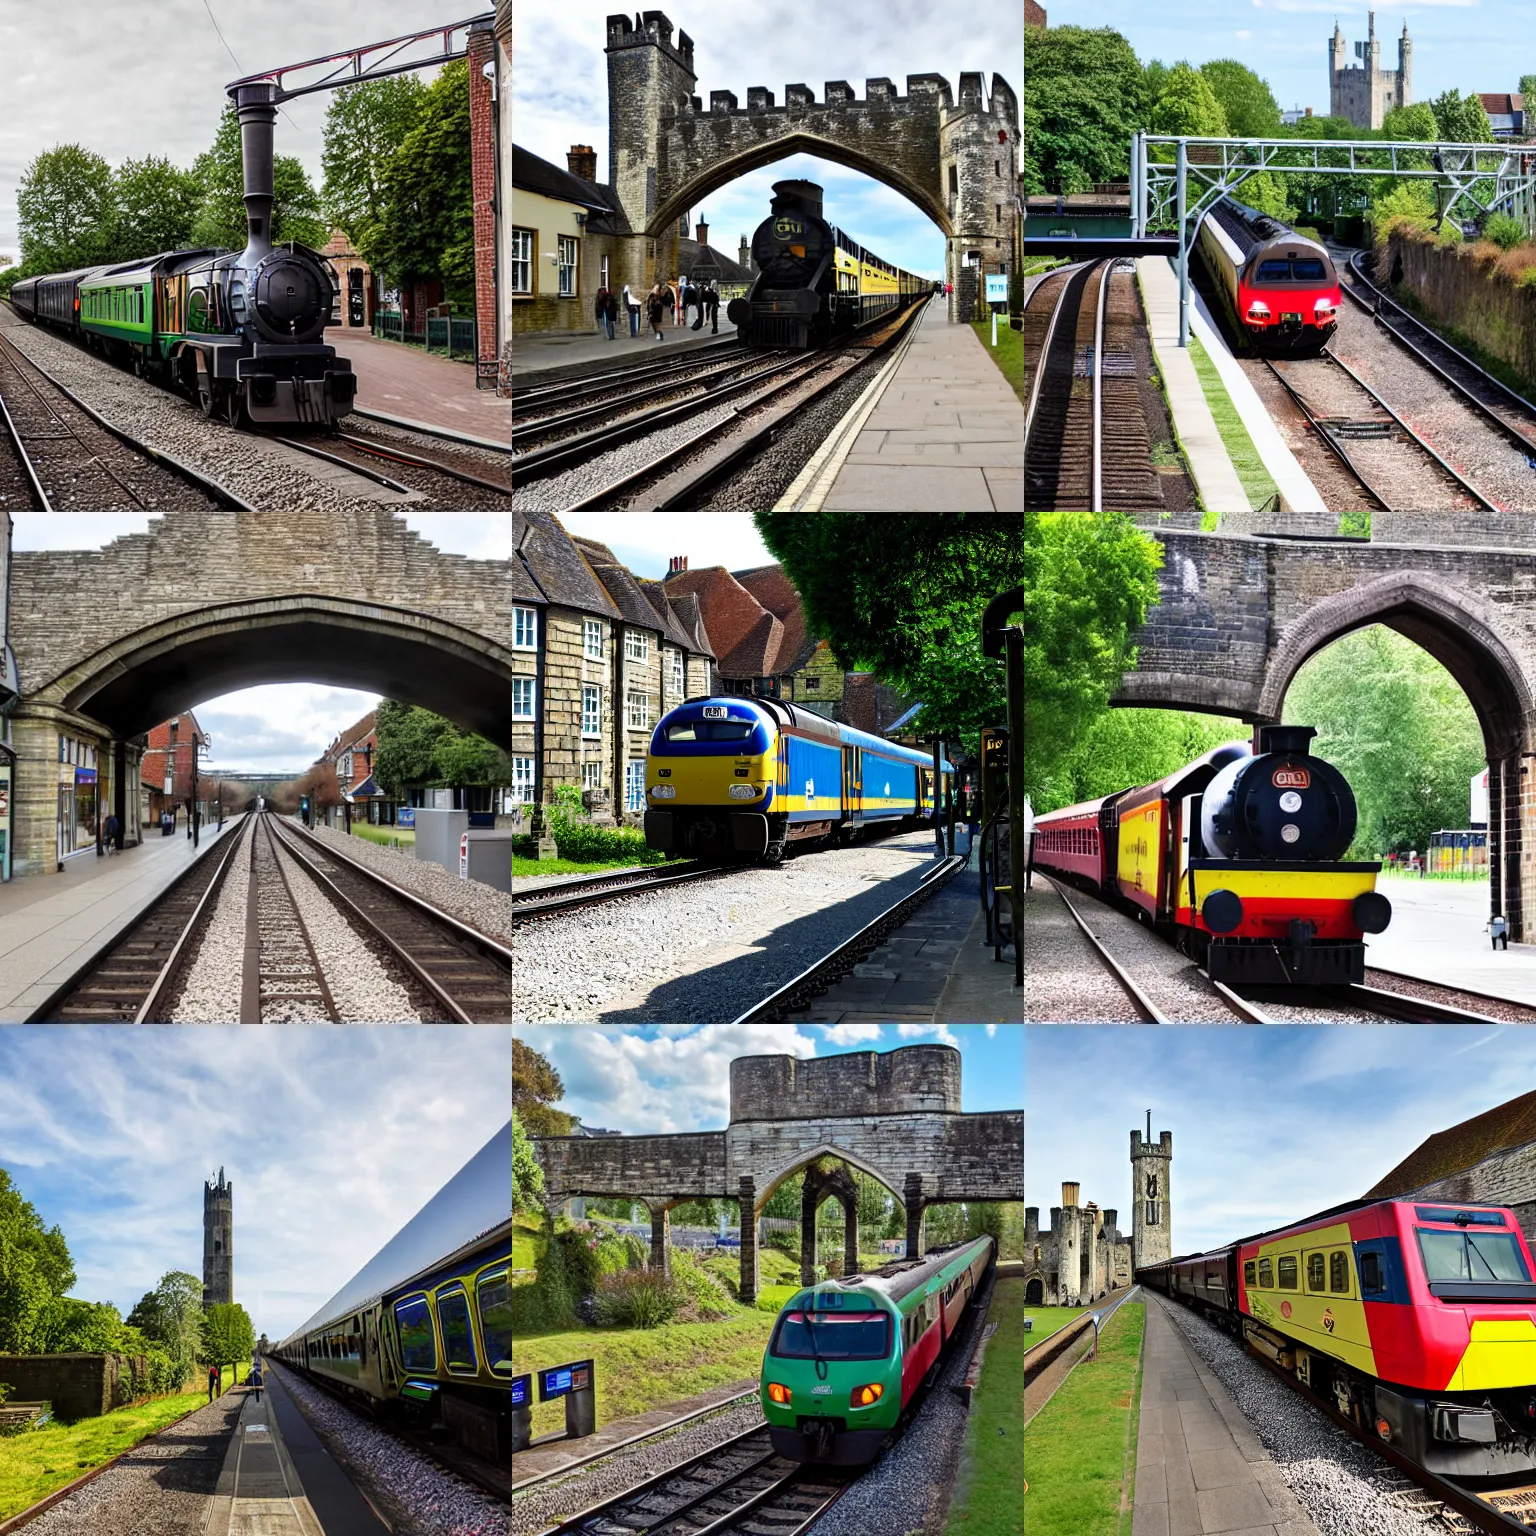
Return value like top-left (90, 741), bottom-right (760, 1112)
top-left (850, 1383), bottom-right (884, 1407)
top-left (767, 1382), bottom-right (791, 1405)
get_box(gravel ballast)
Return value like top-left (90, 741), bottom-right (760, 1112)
top-left (168, 817), bottom-right (253, 1022)
top-left (1024, 877), bottom-right (1144, 1022)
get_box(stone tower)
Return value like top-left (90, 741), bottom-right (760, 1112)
top-left (203, 1167), bottom-right (233, 1308)
top-left (1056, 1181), bottom-right (1083, 1305)
top-left (939, 71), bottom-right (1019, 322)
top-left (605, 11), bottom-right (698, 289)
top-left (1130, 1115), bottom-right (1172, 1273)
top-left (1328, 12), bottom-right (1411, 130)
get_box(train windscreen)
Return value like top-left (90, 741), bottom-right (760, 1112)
top-left (770, 1311), bottom-right (891, 1360)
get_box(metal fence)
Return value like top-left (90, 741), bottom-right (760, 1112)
top-left (372, 312), bottom-right (422, 344)
top-left (426, 314), bottom-right (478, 359)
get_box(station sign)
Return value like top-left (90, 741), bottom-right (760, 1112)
top-left (538, 1359), bottom-right (593, 1401)
top-left (398, 807), bottom-right (415, 828)
top-left (985, 275), bottom-right (1008, 303)
top-left (511, 1373), bottom-right (531, 1408)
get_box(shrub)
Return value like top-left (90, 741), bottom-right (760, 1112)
top-left (593, 1267), bottom-right (683, 1328)
top-left (510, 1227), bottom-right (602, 1333)
top-left (1482, 213), bottom-right (1528, 251)
top-left (668, 1250), bottom-right (736, 1320)
top-left (547, 784), bottom-right (667, 865)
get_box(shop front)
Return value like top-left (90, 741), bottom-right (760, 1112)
top-left (59, 766), bottom-right (100, 860)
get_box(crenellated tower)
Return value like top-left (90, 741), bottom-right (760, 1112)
top-left (1130, 1115), bottom-right (1172, 1273)
top-left (203, 1167), bottom-right (233, 1308)
top-left (939, 71), bottom-right (1018, 321)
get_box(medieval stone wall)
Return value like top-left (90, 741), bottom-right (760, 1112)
top-left (533, 1130), bottom-right (730, 1200)
top-left (730, 1045), bottom-right (961, 1122)
top-left (0, 1353), bottom-right (141, 1418)
top-left (1403, 1144), bottom-right (1536, 1249)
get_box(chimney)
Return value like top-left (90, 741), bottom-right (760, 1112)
top-left (1062, 1181), bottom-right (1080, 1208)
top-left (695, 218), bottom-right (709, 246)
top-left (567, 144), bottom-right (597, 181)
top-left (740, 234), bottom-right (751, 270)
top-left (668, 556), bottom-right (689, 574)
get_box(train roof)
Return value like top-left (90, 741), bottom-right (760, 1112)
top-left (787, 1235), bottom-right (993, 1311)
top-left (1207, 197), bottom-right (1330, 265)
top-left (658, 696), bottom-right (951, 769)
top-left (278, 1121), bottom-right (511, 1347)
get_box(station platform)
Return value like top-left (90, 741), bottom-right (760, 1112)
top-left (341, 328), bottom-right (510, 441)
top-left (0, 814), bottom-right (244, 1023)
top-left (1134, 1292), bottom-right (1317, 1536)
top-left (779, 300), bottom-right (1021, 511)
top-left (1365, 875), bottom-right (1536, 1006)
top-left (512, 314), bottom-right (740, 383)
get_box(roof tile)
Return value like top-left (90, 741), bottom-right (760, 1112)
top-left (1367, 1088), bottom-right (1536, 1197)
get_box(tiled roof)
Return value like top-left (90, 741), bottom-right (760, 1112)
top-left (513, 144), bottom-right (616, 212)
top-left (725, 609), bottom-right (784, 677)
top-left (843, 673), bottom-right (911, 735)
top-left (571, 538), bottom-right (680, 637)
top-left (634, 576), bottom-right (706, 652)
top-left (733, 564), bottom-right (813, 672)
top-left (514, 514), bottom-right (621, 616)
top-left (673, 237), bottom-right (753, 282)
top-left (663, 590), bottom-right (715, 659)
top-left (1367, 1089), bottom-right (1536, 1197)
top-left (1478, 93), bottom-right (1524, 114)
top-left (660, 566), bottom-right (768, 669)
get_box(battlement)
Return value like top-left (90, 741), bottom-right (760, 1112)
top-left (203, 1166), bottom-right (232, 1204)
top-left (729, 1045), bottom-right (961, 1123)
top-left (680, 74), bottom-right (959, 120)
top-left (606, 10), bottom-right (695, 78)
top-left (1131, 1130), bottom-right (1173, 1159)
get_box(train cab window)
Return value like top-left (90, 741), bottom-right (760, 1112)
top-left (436, 1288), bottom-right (477, 1374)
top-left (477, 1269), bottom-right (511, 1376)
top-left (1291, 258), bottom-right (1327, 281)
top-left (1417, 1227), bottom-right (1530, 1282)
top-left (1330, 1250), bottom-right (1350, 1294)
top-left (1307, 1253), bottom-right (1325, 1292)
top-left (394, 1295), bottom-right (436, 1371)
top-left (1244, 1260), bottom-right (1256, 1287)
top-left (665, 720), bottom-right (754, 742)
top-left (771, 1309), bottom-right (891, 1360)
top-left (1277, 1255), bottom-right (1298, 1290)
top-left (1256, 1256), bottom-right (1273, 1288)
top-left (1359, 1251), bottom-right (1385, 1295)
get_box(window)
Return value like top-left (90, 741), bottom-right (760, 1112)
top-left (558, 235), bottom-right (577, 297)
top-left (513, 679), bottom-right (535, 718)
top-left (770, 1310), bottom-right (891, 1360)
top-left (1145, 1200), bottom-right (1160, 1227)
top-left (512, 229), bottom-right (534, 293)
top-left (625, 760), bottom-right (645, 813)
top-left (1307, 1253), bottom-right (1325, 1292)
top-left (476, 1270), bottom-right (511, 1376)
top-left (1330, 1250), bottom-right (1350, 1294)
top-left (513, 606), bottom-right (538, 649)
top-left (583, 619), bottom-right (604, 658)
top-left (512, 758), bottom-right (535, 803)
top-left (600, 254), bottom-right (610, 290)
top-left (626, 691), bottom-right (649, 730)
top-left (1244, 1260), bottom-right (1256, 1287)
top-left (394, 1295), bottom-right (436, 1371)
top-left (665, 720), bottom-right (755, 743)
top-left (436, 1288), bottom-right (476, 1373)
top-left (582, 685), bottom-right (601, 737)
top-left (805, 675), bottom-right (820, 690)
top-left (582, 760), bottom-right (601, 790)
top-left (1417, 1228), bottom-right (1530, 1282)
top-left (625, 631), bottom-right (649, 662)
top-left (1257, 1256), bottom-right (1273, 1288)
top-left (672, 651), bottom-right (684, 697)
top-left (1278, 1254), bottom-right (1298, 1290)
top-left (1359, 1250), bottom-right (1385, 1295)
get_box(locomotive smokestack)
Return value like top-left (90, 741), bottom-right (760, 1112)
top-left (230, 82), bottom-right (278, 263)
top-left (1257, 724), bottom-right (1318, 756)
top-left (770, 179), bottom-right (824, 219)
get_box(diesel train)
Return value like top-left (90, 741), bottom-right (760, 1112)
top-left (762, 1235), bottom-right (994, 1464)
top-left (271, 1122), bottom-right (510, 1464)
top-left (1141, 1198), bottom-right (1536, 1478)
top-left (726, 180), bottom-right (929, 348)
top-left (1195, 196), bottom-right (1343, 356)
top-left (1029, 725), bottom-right (1391, 984)
top-left (643, 695), bottom-right (952, 863)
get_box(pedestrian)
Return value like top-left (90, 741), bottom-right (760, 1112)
top-left (595, 284), bottom-right (616, 341)
top-left (705, 283), bottom-right (720, 334)
top-left (1491, 914), bottom-right (1510, 951)
top-left (622, 282), bottom-right (640, 337)
top-left (667, 280), bottom-right (679, 326)
top-left (103, 812), bottom-right (120, 854)
top-left (647, 283), bottom-right (667, 341)
top-left (250, 1359), bottom-right (263, 1404)
top-left (207, 1364), bottom-right (218, 1403)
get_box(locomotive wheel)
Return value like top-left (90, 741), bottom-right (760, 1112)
top-left (198, 384), bottom-right (216, 419)
top-left (763, 841), bottom-right (787, 866)
top-left (223, 389), bottom-right (247, 428)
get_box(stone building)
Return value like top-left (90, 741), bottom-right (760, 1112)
top-left (1368, 1087), bottom-right (1536, 1245)
top-left (1132, 1120), bottom-right (1173, 1272)
top-left (319, 230), bottom-right (376, 333)
top-left (1024, 1184), bottom-right (1132, 1306)
top-left (674, 217), bottom-right (754, 302)
top-left (204, 1167), bottom-right (233, 1309)
top-left (1329, 12), bottom-right (1411, 131)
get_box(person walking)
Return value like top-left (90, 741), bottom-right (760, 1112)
top-left (103, 812), bottom-right (120, 854)
top-left (705, 283), bottom-right (720, 334)
top-left (250, 1359), bottom-right (264, 1404)
top-left (208, 1364), bottom-right (219, 1403)
top-left (595, 285), bottom-right (615, 341)
top-left (665, 282), bottom-right (678, 327)
top-left (1491, 914), bottom-right (1510, 951)
top-left (647, 283), bottom-right (667, 341)
top-left (622, 282), bottom-right (640, 337)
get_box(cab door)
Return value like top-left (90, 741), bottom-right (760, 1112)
top-left (842, 745), bottom-right (862, 824)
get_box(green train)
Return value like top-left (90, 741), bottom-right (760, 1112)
top-left (760, 1234), bottom-right (994, 1464)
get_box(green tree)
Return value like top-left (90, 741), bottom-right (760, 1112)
top-left (1150, 63), bottom-right (1229, 137)
top-left (1236, 170), bottom-right (1296, 222)
top-left (1521, 75), bottom-right (1536, 104)
top-left (751, 513), bottom-right (1026, 752)
top-left (16, 144), bottom-right (115, 272)
top-left (190, 104), bottom-right (330, 252)
top-left (44, 1298), bottom-right (125, 1353)
top-left (433, 726), bottom-right (513, 788)
top-left (1283, 626), bottom-right (1484, 858)
top-left (126, 1271), bottom-right (203, 1384)
top-left (322, 76), bottom-right (428, 247)
top-left (513, 1039), bottom-right (577, 1137)
top-left (373, 702), bottom-right (507, 797)
top-left (0, 1168), bottom-right (75, 1353)
top-left (200, 1302), bottom-right (255, 1382)
top-left (1023, 26), bottom-right (1148, 193)
top-left (110, 156), bottom-right (202, 261)
top-left (1382, 102), bottom-right (1439, 141)
top-left (366, 60), bottom-right (474, 304)
top-left (1431, 89), bottom-right (1495, 144)
top-left (513, 1109), bottom-right (545, 1215)
top-left (1199, 60), bottom-right (1281, 138)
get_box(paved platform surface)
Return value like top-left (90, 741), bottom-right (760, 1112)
top-left (340, 328), bottom-right (510, 440)
top-left (512, 312), bottom-right (739, 379)
top-left (1365, 875), bottom-right (1536, 1004)
top-left (0, 814), bottom-right (244, 1023)
top-left (1138, 257), bottom-right (1250, 515)
top-left (819, 302), bottom-right (1022, 511)
top-left (1134, 1293), bottom-right (1316, 1536)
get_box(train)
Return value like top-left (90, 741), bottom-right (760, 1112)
top-left (761, 1234), bottom-right (994, 1464)
top-left (726, 180), bottom-right (929, 348)
top-left (643, 695), bottom-right (952, 863)
top-left (1028, 724), bottom-right (1391, 985)
top-left (1140, 1198), bottom-right (1536, 1477)
top-left (9, 242), bottom-right (355, 426)
top-left (271, 1122), bottom-right (510, 1464)
top-left (1195, 196), bottom-right (1342, 356)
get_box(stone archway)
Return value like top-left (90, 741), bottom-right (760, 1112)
top-left (1025, 1276), bottom-right (1044, 1305)
top-left (800, 1158), bottom-right (860, 1287)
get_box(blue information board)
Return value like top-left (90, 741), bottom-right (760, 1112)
top-left (511, 1373), bottom-right (531, 1408)
top-left (538, 1358), bottom-right (593, 1400)
top-left (985, 274), bottom-right (1008, 303)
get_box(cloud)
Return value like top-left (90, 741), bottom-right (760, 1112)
top-left (1235, 29), bottom-right (1253, 38)
top-left (195, 684), bottom-right (383, 774)
top-left (558, 514), bottom-right (773, 578)
top-left (819, 1023), bottom-right (886, 1045)
top-left (896, 1022), bottom-right (959, 1045)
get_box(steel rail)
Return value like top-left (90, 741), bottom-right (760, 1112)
top-left (267, 432), bottom-right (416, 493)
top-left (1366, 964), bottom-right (1536, 1017)
top-left (0, 386), bottom-right (51, 509)
top-left (1024, 265), bottom-right (1082, 446)
top-left (1092, 258), bottom-right (1108, 511)
top-left (346, 404), bottom-right (512, 454)
top-left (256, 815), bottom-right (342, 1021)
top-left (1340, 980), bottom-right (1511, 1025)
top-left (511, 863), bottom-right (728, 920)
top-left (511, 859), bottom-right (702, 905)
top-left (331, 430), bottom-right (512, 494)
top-left (730, 854), bottom-right (966, 1025)
top-left (1260, 357), bottom-right (1391, 511)
top-left (1037, 874), bottom-right (1169, 1023)
top-left (513, 339), bottom-right (750, 414)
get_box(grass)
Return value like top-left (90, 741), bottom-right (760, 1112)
top-left (755, 1284), bottom-right (801, 1313)
top-left (513, 1311), bottom-right (777, 1440)
top-left (1023, 1306), bottom-right (1086, 1349)
top-left (1023, 1300), bottom-right (1145, 1536)
top-left (513, 854), bottom-right (657, 877)
top-left (1186, 334), bottom-right (1279, 512)
top-left (971, 318), bottom-right (1025, 403)
top-left (349, 824), bottom-right (414, 849)
top-left (0, 1377), bottom-right (224, 1520)
top-left (946, 1277), bottom-right (1024, 1536)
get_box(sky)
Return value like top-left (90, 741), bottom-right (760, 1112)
top-left (10, 513), bottom-right (510, 773)
top-left (1043, 1), bottom-right (1526, 121)
top-left (512, 0), bottom-right (1023, 282)
top-left (515, 1022), bottom-right (1022, 1136)
top-left (0, 1025), bottom-right (510, 1342)
top-left (0, 1), bottom-right (473, 261)
top-left (558, 512), bottom-right (773, 578)
top-left (1026, 1025), bottom-right (1536, 1257)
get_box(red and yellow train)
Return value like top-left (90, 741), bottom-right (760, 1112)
top-left (1029, 725), bottom-right (1391, 984)
top-left (1141, 1199), bottom-right (1536, 1477)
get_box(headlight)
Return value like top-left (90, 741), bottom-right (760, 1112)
top-left (850, 1383), bottom-right (884, 1407)
top-left (728, 783), bottom-right (759, 800)
top-left (767, 1382), bottom-right (791, 1405)
top-left (1246, 300), bottom-right (1270, 319)
top-left (650, 784), bottom-right (675, 800)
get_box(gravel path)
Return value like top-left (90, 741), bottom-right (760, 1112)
top-left (169, 816), bottom-right (253, 1022)
top-left (16, 1395), bottom-right (243, 1536)
top-left (512, 830), bottom-right (940, 1022)
top-left (1024, 877), bottom-right (1145, 1022)
top-left (268, 1363), bottom-right (504, 1536)
top-left (509, 1394), bottom-right (765, 1536)
top-left (1156, 1295), bottom-right (1433, 1536)
top-left (303, 822), bottom-right (511, 945)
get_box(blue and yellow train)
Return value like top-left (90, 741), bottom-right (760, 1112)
top-left (644, 696), bottom-right (952, 863)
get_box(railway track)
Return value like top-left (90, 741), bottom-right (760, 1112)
top-left (538, 1425), bottom-right (848, 1536)
top-left (346, 404), bottom-right (512, 457)
top-left (1037, 874), bottom-right (1171, 1023)
top-left (266, 427), bottom-right (512, 505)
top-left (731, 853), bottom-right (967, 1023)
top-left (251, 815), bottom-right (341, 1022)
top-left (510, 860), bottom-right (723, 919)
top-left (512, 338), bottom-right (750, 418)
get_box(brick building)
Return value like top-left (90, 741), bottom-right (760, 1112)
top-left (320, 229), bottom-right (376, 332)
top-left (468, 11), bottom-right (505, 391)
top-left (139, 712), bottom-right (210, 834)
top-left (495, 0), bottom-right (511, 390)
top-left (315, 709), bottom-right (383, 828)
top-left (1025, 0), bottom-right (1046, 25)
